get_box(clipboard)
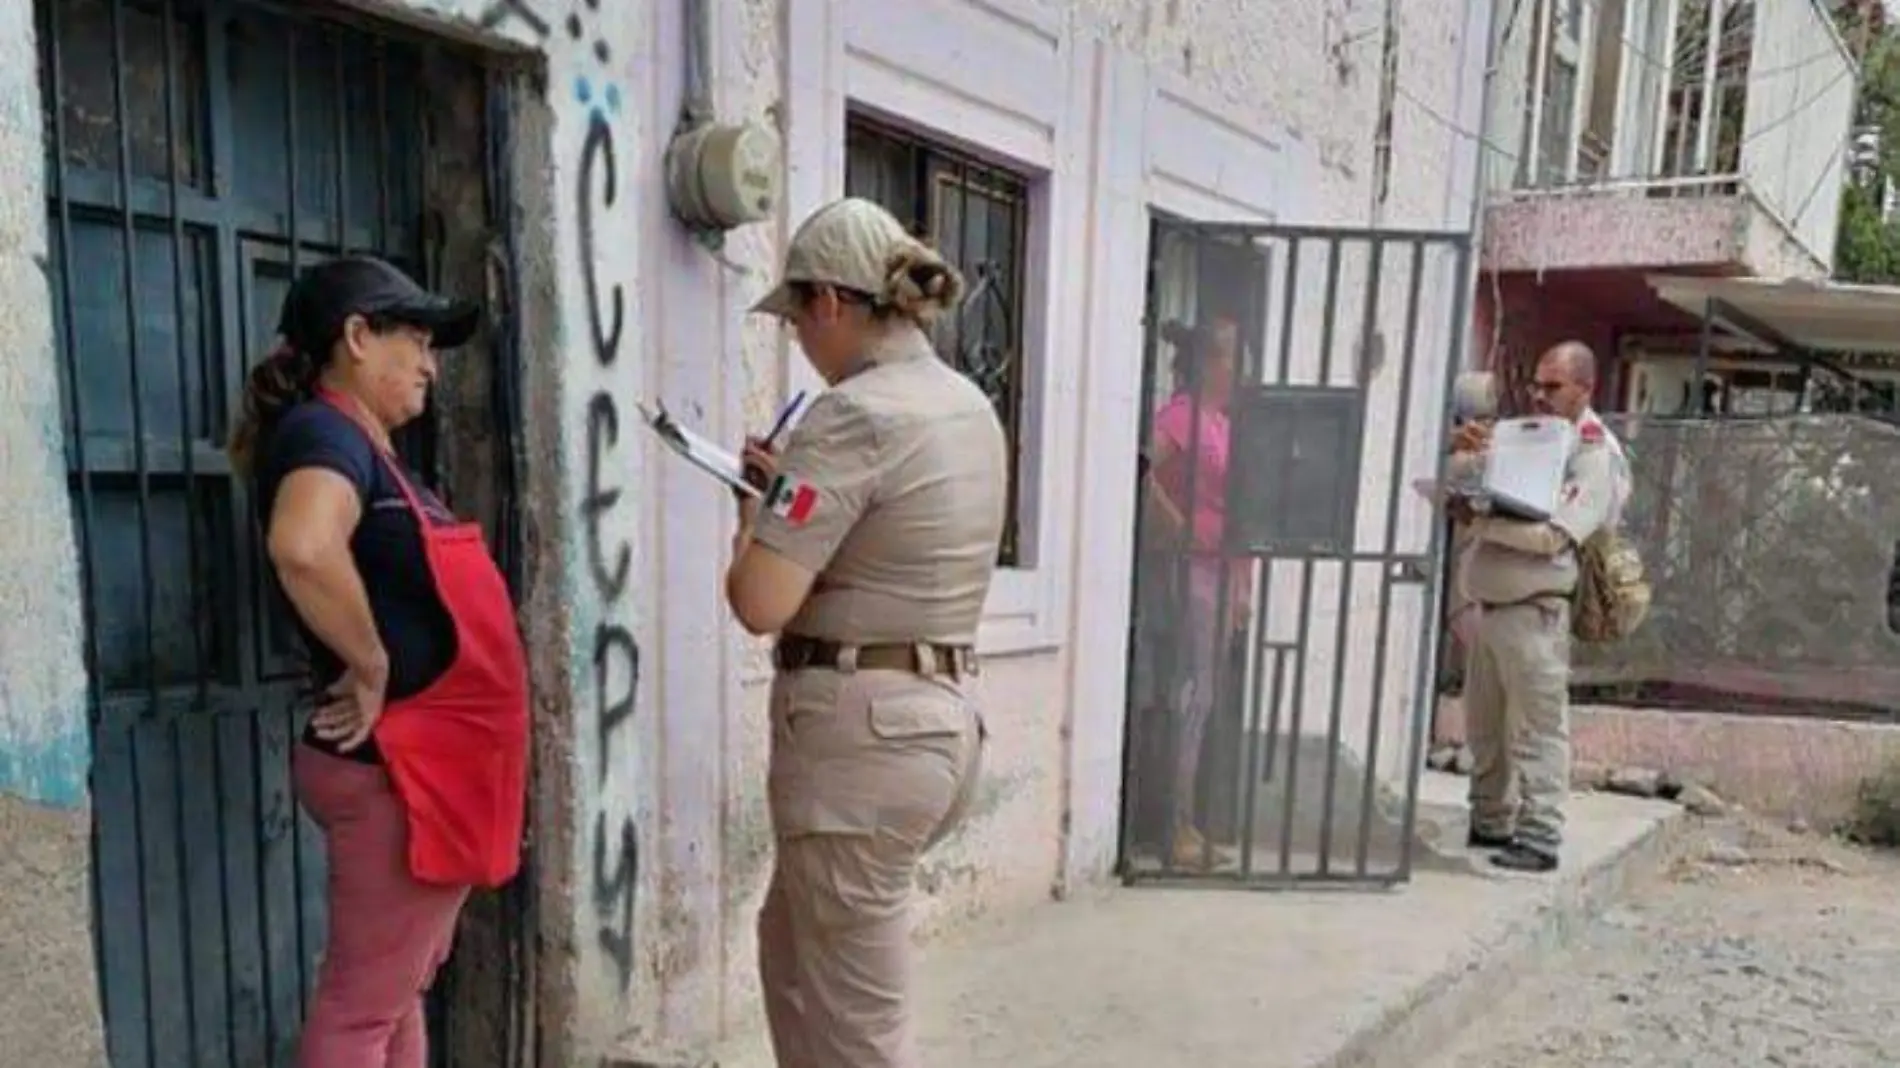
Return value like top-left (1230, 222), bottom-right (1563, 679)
top-left (637, 400), bottom-right (762, 498)
top-left (1481, 416), bottom-right (1576, 521)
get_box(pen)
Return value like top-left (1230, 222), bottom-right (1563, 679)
top-left (737, 391), bottom-right (807, 501)
top-left (763, 390), bottom-right (807, 450)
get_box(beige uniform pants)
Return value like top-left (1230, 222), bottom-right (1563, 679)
top-left (1463, 598), bottom-right (1571, 854)
top-left (759, 666), bottom-right (983, 1068)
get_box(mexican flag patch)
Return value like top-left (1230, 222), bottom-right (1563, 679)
top-left (764, 473), bottom-right (819, 526)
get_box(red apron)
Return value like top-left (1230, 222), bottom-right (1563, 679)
top-left (318, 389), bottom-right (531, 889)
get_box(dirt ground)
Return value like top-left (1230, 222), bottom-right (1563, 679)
top-left (1426, 818), bottom-right (1900, 1068)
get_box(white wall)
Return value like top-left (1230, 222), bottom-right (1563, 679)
top-left (363, 0), bottom-right (689, 1056)
top-left (0, 1), bottom-right (105, 1063)
top-left (720, 3), bottom-right (1493, 1061)
top-left (0, 0), bottom-right (89, 811)
top-left (0, 0), bottom-right (1493, 1062)
top-left (1742, 0), bottom-right (1857, 272)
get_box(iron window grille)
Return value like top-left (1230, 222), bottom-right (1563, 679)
top-left (844, 111), bottom-right (1032, 566)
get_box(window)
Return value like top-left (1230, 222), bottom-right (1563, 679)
top-left (1522, 0), bottom-right (1587, 186)
top-left (1538, 60), bottom-right (1579, 183)
top-left (844, 112), bottom-right (1032, 565)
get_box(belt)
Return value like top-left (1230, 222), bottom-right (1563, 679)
top-left (774, 635), bottom-right (979, 678)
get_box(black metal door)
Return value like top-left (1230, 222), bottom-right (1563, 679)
top-left (40, 2), bottom-right (516, 1064)
top-left (1119, 217), bottom-right (1473, 887)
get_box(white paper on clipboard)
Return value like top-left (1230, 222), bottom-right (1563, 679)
top-left (1481, 416), bottom-right (1576, 521)
top-left (637, 401), bottom-right (762, 498)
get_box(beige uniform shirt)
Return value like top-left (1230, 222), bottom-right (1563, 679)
top-left (1462, 408), bottom-right (1630, 606)
top-left (750, 327), bottom-right (1008, 644)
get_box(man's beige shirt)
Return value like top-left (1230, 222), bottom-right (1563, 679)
top-left (1461, 407), bottom-right (1631, 606)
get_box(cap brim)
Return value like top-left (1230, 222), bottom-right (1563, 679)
top-left (750, 282), bottom-right (799, 318)
top-left (390, 296), bottom-right (482, 350)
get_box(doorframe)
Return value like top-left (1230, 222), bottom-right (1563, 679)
top-left (32, 1), bottom-right (539, 1063)
top-left (1114, 215), bottom-right (1476, 889)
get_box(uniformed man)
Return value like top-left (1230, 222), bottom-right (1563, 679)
top-left (1449, 341), bottom-right (1629, 873)
top-left (726, 197), bottom-right (1003, 1067)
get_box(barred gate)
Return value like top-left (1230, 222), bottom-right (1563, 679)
top-left (40, 1), bottom-right (531, 1065)
top-left (1119, 218), bottom-right (1472, 887)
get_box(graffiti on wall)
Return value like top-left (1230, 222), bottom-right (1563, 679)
top-left (476, 0), bottom-right (550, 38)
top-left (480, 0), bottom-right (614, 60)
top-left (574, 43), bottom-right (640, 999)
top-left (485, 0), bottom-right (642, 996)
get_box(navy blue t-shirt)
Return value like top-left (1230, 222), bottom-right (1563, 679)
top-left (256, 401), bottom-right (458, 762)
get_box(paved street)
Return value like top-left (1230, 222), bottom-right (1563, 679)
top-left (1426, 819), bottom-right (1900, 1068)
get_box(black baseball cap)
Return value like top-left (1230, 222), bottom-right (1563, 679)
top-left (276, 255), bottom-right (482, 354)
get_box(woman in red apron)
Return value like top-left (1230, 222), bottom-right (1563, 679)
top-left (227, 256), bottom-right (530, 1068)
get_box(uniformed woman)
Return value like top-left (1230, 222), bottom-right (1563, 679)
top-left (727, 197), bottom-right (1002, 1068)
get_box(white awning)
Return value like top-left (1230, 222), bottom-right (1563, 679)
top-left (1646, 274), bottom-right (1900, 355)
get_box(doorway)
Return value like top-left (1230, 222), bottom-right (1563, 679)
top-left (39, 1), bottom-right (530, 1063)
top-left (1119, 217), bottom-right (1474, 887)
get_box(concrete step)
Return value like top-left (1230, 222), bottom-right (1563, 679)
top-left (1317, 786), bottom-right (1693, 1068)
top-left (699, 784), bottom-right (1690, 1068)
top-left (1124, 732), bottom-right (1478, 879)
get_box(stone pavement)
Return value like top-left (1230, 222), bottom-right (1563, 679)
top-left (709, 775), bottom-right (1685, 1068)
top-left (1423, 818), bottom-right (1900, 1068)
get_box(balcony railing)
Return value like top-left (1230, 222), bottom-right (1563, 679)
top-left (1493, 0), bottom-right (1857, 268)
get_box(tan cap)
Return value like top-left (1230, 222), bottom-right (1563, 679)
top-left (751, 197), bottom-right (923, 318)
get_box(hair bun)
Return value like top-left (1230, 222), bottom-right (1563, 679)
top-left (881, 246), bottom-right (965, 325)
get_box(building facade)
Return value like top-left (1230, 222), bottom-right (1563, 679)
top-left (0, 0), bottom-right (1494, 1064)
top-left (1472, 0), bottom-right (1861, 409)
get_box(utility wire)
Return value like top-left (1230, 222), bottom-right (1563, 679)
top-left (1617, 21), bottom-right (1855, 83)
top-left (1395, 82), bottom-right (1524, 163)
top-left (1786, 78), bottom-right (1866, 229)
top-left (1787, 147), bottom-right (1846, 228)
top-left (1354, 3), bottom-right (1855, 85)
top-left (1735, 63), bottom-right (1857, 152)
top-left (1560, 0), bottom-right (1860, 83)
top-left (1394, 54), bottom-right (1856, 171)
top-left (1388, 0), bottom-right (1859, 302)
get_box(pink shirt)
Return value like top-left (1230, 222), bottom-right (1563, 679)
top-left (1152, 392), bottom-right (1230, 555)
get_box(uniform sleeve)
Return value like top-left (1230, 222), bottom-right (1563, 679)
top-left (264, 404), bottom-right (377, 501)
top-left (1550, 443), bottom-right (1619, 546)
top-left (1473, 516), bottom-right (1568, 556)
top-left (750, 391), bottom-right (883, 572)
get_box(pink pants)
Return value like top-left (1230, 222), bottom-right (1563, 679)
top-left (293, 745), bottom-right (469, 1068)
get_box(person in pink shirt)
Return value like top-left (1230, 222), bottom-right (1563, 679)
top-left (1143, 314), bottom-right (1250, 868)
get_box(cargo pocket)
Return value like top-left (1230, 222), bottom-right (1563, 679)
top-left (867, 690), bottom-right (967, 742)
top-left (771, 670), bottom-right (838, 747)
